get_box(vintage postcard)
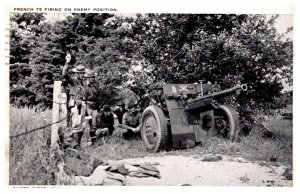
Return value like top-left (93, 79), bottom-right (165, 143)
top-left (1, 0), bottom-right (297, 191)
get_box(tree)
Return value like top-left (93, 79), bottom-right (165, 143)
top-left (10, 13), bottom-right (136, 108)
top-left (9, 63), bottom-right (36, 107)
top-left (10, 13), bottom-right (47, 107)
top-left (10, 13), bottom-right (46, 64)
top-left (9, 13), bottom-right (292, 112)
top-left (130, 14), bottom-right (293, 110)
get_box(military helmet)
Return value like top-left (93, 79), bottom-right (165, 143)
top-left (84, 71), bottom-right (96, 78)
top-left (72, 65), bottom-right (89, 73)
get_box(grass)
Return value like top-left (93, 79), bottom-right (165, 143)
top-left (77, 137), bottom-right (148, 161)
top-left (9, 106), bottom-right (53, 185)
top-left (187, 116), bottom-right (293, 165)
top-left (77, 115), bottom-right (293, 166)
top-left (243, 117), bottom-right (292, 164)
top-left (9, 106), bottom-right (293, 185)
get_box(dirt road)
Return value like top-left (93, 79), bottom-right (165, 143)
top-left (120, 155), bottom-right (292, 186)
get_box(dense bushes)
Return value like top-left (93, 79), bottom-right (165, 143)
top-left (10, 13), bottom-right (292, 112)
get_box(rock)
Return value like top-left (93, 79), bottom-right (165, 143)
top-left (258, 161), bottom-right (268, 167)
top-left (239, 175), bottom-right (250, 183)
top-left (201, 154), bottom-right (222, 162)
top-left (234, 157), bottom-right (247, 163)
top-left (282, 167), bottom-right (293, 180)
top-left (270, 157), bottom-right (278, 162)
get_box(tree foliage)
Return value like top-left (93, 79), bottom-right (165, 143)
top-left (130, 14), bottom-right (293, 109)
top-left (10, 13), bottom-right (292, 112)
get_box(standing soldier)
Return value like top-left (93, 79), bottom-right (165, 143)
top-left (62, 53), bottom-right (89, 148)
top-left (82, 71), bottom-right (100, 145)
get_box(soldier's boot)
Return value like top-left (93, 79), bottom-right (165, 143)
top-left (77, 131), bottom-right (83, 145)
top-left (90, 128), bottom-right (97, 146)
top-left (91, 138), bottom-right (96, 146)
top-left (73, 131), bottom-right (83, 149)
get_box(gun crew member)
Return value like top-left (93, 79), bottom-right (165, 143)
top-left (62, 53), bottom-right (89, 148)
top-left (113, 101), bottom-right (127, 124)
top-left (95, 105), bottom-right (116, 139)
top-left (82, 71), bottom-right (100, 145)
top-left (119, 100), bottom-right (142, 139)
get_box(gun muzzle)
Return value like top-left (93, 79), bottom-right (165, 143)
top-left (241, 84), bottom-right (247, 91)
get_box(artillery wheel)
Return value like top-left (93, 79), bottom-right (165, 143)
top-left (141, 106), bottom-right (168, 152)
top-left (214, 105), bottom-right (240, 141)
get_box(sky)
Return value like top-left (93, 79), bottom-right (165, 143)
top-left (273, 14), bottom-right (293, 39)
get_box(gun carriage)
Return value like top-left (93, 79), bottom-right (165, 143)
top-left (140, 82), bottom-right (247, 152)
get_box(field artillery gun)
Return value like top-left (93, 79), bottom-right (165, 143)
top-left (140, 82), bottom-right (247, 152)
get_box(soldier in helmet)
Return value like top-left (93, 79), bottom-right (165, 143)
top-left (62, 53), bottom-right (89, 148)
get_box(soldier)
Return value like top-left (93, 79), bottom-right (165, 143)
top-left (95, 105), bottom-right (116, 138)
top-left (119, 100), bottom-right (142, 139)
top-left (62, 53), bottom-right (89, 148)
top-left (113, 101), bottom-right (127, 124)
top-left (82, 71), bottom-right (101, 145)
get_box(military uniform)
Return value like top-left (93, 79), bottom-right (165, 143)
top-left (122, 111), bottom-right (142, 128)
top-left (113, 102), bottom-right (127, 124)
top-left (82, 71), bottom-right (100, 145)
top-left (62, 61), bottom-right (88, 148)
top-left (121, 105), bottom-right (142, 139)
top-left (96, 109), bottom-right (115, 136)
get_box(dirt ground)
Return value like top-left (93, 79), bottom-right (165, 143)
top-left (118, 155), bottom-right (292, 186)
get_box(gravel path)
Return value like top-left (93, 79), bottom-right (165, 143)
top-left (120, 155), bottom-right (292, 186)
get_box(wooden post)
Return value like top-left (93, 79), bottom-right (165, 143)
top-left (60, 92), bottom-right (68, 129)
top-left (50, 81), bottom-right (71, 184)
top-left (51, 81), bottom-right (62, 147)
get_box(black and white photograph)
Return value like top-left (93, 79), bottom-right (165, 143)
top-left (4, 1), bottom-right (295, 188)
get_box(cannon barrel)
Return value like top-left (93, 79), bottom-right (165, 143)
top-left (188, 84), bottom-right (247, 104)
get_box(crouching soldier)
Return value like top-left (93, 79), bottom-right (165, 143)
top-left (82, 71), bottom-right (100, 146)
top-left (62, 53), bottom-right (89, 149)
top-left (113, 101), bottom-right (127, 124)
top-left (118, 100), bottom-right (142, 139)
top-left (95, 105), bottom-right (116, 139)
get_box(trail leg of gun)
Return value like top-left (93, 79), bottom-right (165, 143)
top-left (260, 123), bottom-right (285, 143)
